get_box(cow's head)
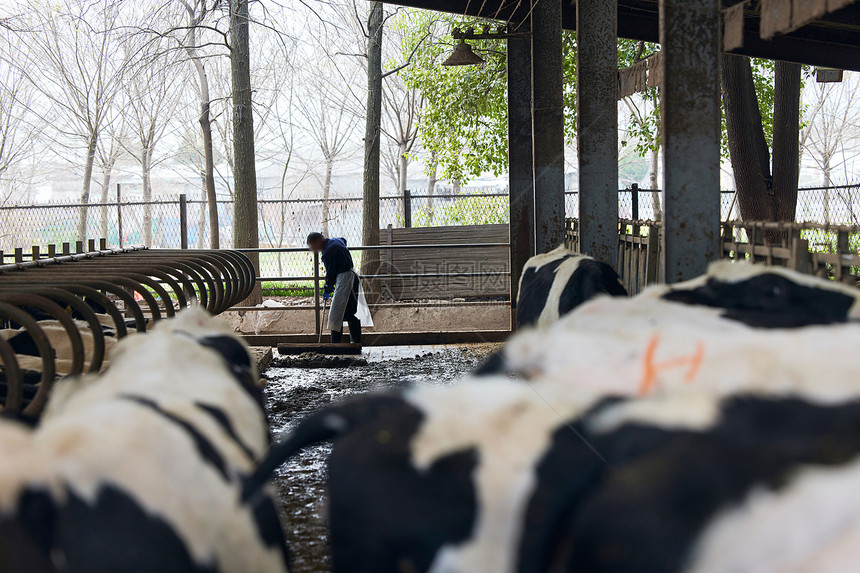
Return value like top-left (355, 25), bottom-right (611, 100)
top-left (657, 261), bottom-right (860, 328)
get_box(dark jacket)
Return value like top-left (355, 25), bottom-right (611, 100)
top-left (321, 237), bottom-right (354, 294)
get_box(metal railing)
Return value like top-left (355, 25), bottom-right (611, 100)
top-left (236, 243), bottom-right (511, 337)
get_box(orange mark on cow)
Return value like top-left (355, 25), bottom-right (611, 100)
top-left (638, 335), bottom-right (705, 395)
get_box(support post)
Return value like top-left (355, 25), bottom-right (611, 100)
top-left (660, 0), bottom-right (721, 282)
top-left (508, 34), bottom-right (535, 330)
top-left (179, 193), bottom-right (189, 249)
top-left (532, 0), bottom-right (565, 254)
top-left (577, 0), bottom-right (619, 266)
top-left (631, 183), bottom-right (639, 221)
top-left (116, 183), bottom-right (123, 248)
top-left (313, 250), bottom-right (321, 338)
top-left (403, 189), bottom-right (412, 228)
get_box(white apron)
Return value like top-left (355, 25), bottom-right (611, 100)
top-left (327, 270), bottom-right (373, 332)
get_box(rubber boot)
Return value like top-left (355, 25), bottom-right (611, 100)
top-left (331, 330), bottom-right (343, 343)
top-left (348, 319), bottom-right (362, 344)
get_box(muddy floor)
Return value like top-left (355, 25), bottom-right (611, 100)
top-left (263, 344), bottom-right (501, 573)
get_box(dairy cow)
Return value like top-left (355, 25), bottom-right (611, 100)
top-left (515, 247), bottom-right (627, 329)
top-left (0, 308), bottom-right (289, 573)
top-left (246, 374), bottom-right (860, 573)
top-left (481, 261), bottom-right (860, 387)
top-left (477, 248), bottom-right (627, 375)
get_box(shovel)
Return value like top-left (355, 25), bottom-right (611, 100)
top-left (318, 295), bottom-right (329, 343)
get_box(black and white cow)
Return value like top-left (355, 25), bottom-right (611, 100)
top-left (0, 307), bottom-right (289, 573)
top-left (480, 261), bottom-right (860, 389)
top-left (515, 247), bottom-right (628, 329)
top-left (476, 247), bottom-right (627, 375)
top-left (245, 373), bottom-right (860, 573)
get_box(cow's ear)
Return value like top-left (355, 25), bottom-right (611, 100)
top-left (661, 287), bottom-right (716, 307)
top-left (474, 351), bottom-right (508, 376)
top-left (197, 336), bottom-right (252, 370)
top-left (196, 336), bottom-right (262, 406)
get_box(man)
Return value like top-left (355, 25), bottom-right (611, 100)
top-left (307, 232), bottom-right (363, 344)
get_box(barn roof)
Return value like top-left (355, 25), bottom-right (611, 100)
top-left (379, 0), bottom-right (860, 71)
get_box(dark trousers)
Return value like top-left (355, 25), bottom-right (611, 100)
top-left (331, 275), bottom-right (362, 344)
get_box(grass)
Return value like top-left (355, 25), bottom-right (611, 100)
top-left (261, 281), bottom-right (316, 297)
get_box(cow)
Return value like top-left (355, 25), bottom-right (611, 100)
top-left (244, 374), bottom-right (860, 573)
top-left (0, 307), bottom-right (289, 573)
top-left (515, 247), bottom-right (627, 329)
top-left (476, 248), bottom-right (627, 375)
top-left (479, 261), bottom-right (860, 388)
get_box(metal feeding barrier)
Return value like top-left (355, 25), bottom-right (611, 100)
top-left (0, 246), bottom-right (256, 418)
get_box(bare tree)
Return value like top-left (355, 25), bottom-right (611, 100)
top-left (13, 0), bottom-right (129, 241)
top-left (294, 62), bottom-right (360, 236)
top-left (802, 73), bottom-right (860, 223)
top-left (230, 0), bottom-right (261, 304)
top-left (178, 0), bottom-right (222, 247)
top-left (124, 33), bottom-right (182, 247)
top-left (95, 105), bottom-right (127, 240)
top-left (0, 34), bottom-right (43, 206)
top-left (381, 35), bottom-right (424, 219)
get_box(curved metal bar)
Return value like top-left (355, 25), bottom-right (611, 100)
top-left (188, 255), bottom-right (228, 313)
top-left (221, 250), bottom-right (256, 300)
top-left (147, 265), bottom-right (194, 309)
top-left (177, 258), bottom-right (221, 313)
top-left (0, 302), bottom-right (56, 417)
top-left (214, 250), bottom-right (253, 303)
top-left (52, 285), bottom-right (128, 338)
top-left (124, 273), bottom-right (174, 318)
top-left (30, 287), bottom-right (111, 371)
top-left (108, 277), bottom-right (162, 323)
top-left (0, 293), bottom-right (86, 376)
top-left (0, 336), bottom-right (23, 412)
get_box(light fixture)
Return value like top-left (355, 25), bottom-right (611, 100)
top-left (442, 39), bottom-right (486, 66)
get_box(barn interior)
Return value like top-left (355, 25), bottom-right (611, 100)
top-left (2, 0), bottom-right (860, 571)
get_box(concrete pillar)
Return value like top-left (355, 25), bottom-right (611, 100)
top-left (577, 0), bottom-right (618, 267)
top-left (531, 0), bottom-right (565, 254)
top-left (660, 0), bottom-right (721, 282)
top-left (508, 36), bottom-right (535, 330)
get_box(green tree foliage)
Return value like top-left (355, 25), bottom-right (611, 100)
top-left (397, 10), bottom-right (789, 185)
top-left (395, 11), bottom-right (508, 184)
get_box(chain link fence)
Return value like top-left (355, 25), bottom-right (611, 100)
top-left (2, 184), bottom-right (857, 291)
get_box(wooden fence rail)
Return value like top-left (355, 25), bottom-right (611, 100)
top-left (566, 218), bottom-right (860, 294)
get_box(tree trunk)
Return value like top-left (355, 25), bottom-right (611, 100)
top-left (184, 0), bottom-right (219, 248)
top-left (99, 162), bottom-right (113, 241)
top-left (322, 157), bottom-right (333, 237)
top-left (771, 61), bottom-right (801, 223)
top-left (721, 54), bottom-right (773, 222)
top-left (197, 173), bottom-right (206, 249)
top-left (823, 157), bottom-right (832, 224)
top-left (360, 2), bottom-right (383, 303)
top-left (230, 0), bottom-right (261, 304)
top-left (78, 133), bottom-right (98, 243)
top-left (427, 153), bottom-right (437, 224)
top-left (398, 141), bottom-right (408, 223)
top-left (722, 55), bottom-right (801, 229)
top-left (198, 77), bottom-right (219, 248)
top-left (142, 148), bottom-right (153, 247)
top-left (649, 146), bottom-right (662, 222)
